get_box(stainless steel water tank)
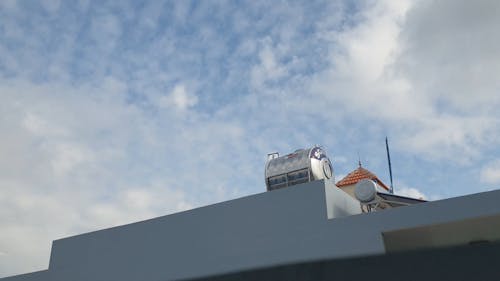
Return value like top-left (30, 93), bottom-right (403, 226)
top-left (265, 146), bottom-right (333, 191)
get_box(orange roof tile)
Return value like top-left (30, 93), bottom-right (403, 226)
top-left (336, 166), bottom-right (390, 191)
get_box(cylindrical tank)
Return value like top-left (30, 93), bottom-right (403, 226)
top-left (265, 146), bottom-right (334, 191)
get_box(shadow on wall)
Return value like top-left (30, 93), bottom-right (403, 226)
top-left (189, 241), bottom-right (500, 281)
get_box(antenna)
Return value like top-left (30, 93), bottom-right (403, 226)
top-left (385, 137), bottom-right (394, 194)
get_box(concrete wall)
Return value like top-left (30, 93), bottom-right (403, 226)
top-left (3, 180), bottom-right (500, 281)
top-left (48, 180), bottom-right (350, 281)
top-left (1, 270), bottom-right (49, 281)
top-left (337, 184), bottom-right (355, 198)
top-left (190, 241), bottom-right (500, 281)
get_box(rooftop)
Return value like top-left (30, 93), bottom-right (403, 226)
top-left (336, 164), bottom-right (390, 191)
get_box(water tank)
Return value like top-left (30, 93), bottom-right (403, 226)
top-left (265, 146), bottom-right (334, 191)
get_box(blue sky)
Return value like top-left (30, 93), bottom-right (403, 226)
top-left (1, 0), bottom-right (500, 277)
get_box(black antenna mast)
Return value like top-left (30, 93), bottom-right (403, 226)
top-left (385, 137), bottom-right (394, 194)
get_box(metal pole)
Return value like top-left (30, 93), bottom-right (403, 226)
top-left (385, 137), bottom-right (394, 194)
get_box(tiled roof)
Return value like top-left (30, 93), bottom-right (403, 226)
top-left (336, 166), bottom-right (390, 191)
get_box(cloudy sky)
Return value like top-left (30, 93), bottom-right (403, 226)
top-left (1, 0), bottom-right (500, 277)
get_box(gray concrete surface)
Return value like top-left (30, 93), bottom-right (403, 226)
top-left (3, 180), bottom-right (500, 281)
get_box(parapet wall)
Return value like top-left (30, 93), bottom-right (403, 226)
top-left (3, 181), bottom-right (500, 281)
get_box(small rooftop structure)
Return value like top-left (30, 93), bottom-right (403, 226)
top-left (336, 163), bottom-right (390, 199)
top-left (337, 163), bottom-right (426, 212)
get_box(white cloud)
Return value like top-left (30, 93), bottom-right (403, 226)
top-left (89, 13), bottom-right (123, 52)
top-left (335, 174), bottom-right (347, 183)
top-left (50, 143), bottom-right (95, 177)
top-left (312, 0), bottom-right (430, 123)
top-left (398, 0), bottom-right (500, 113)
top-left (159, 84), bottom-right (198, 111)
top-left (22, 112), bottom-right (69, 137)
top-left (396, 186), bottom-right (427, 200)
top-left (334, 156), bottom-right (348, 164)
top-left (398, 115), bottom-right (498, 163)
top-left (83, 185), bottom-right (192, 230)
top-left (251, 39), bottom-right (288, 88)
top-left (310, 0), bottom-right (500, 163)
top-left (259, 43), bottom-right (286, 79)
top-left (480, 160), bottom-right (500, 185)
top-left (331, 1), bottom-right (410, 82)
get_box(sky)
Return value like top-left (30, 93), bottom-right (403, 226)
top-left (1, 0), bottom-right (500, 277)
